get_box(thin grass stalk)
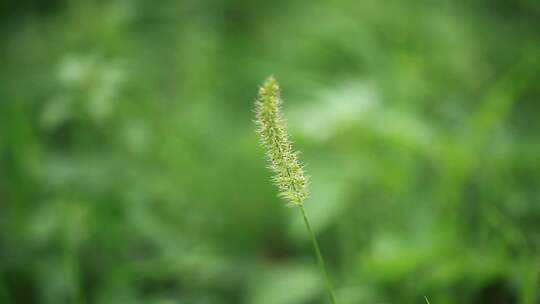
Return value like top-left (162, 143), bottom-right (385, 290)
top-left (300, 205), bottom-right (337, 304)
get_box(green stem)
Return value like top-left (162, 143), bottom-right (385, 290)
top-left (299, 205), bottom-right (337, 304)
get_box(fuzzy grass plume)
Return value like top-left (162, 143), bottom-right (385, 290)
top-left (255, 76), bottom-right (308, 207)
top-left (254, 76), bottom-right (337, 304)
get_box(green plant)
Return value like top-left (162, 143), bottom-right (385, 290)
top-left (254, 76), bottom-right (337, 304)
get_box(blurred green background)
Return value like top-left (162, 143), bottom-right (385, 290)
top-left (1, 0), bottom-right (540, 303)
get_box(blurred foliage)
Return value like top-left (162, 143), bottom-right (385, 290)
top-left (1, 0), bottom-right (540, 303)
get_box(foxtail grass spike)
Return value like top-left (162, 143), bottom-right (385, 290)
top-left (255, 76), bottom-right (308, 207)
top-left (254, 76), bottom-right (338, 304)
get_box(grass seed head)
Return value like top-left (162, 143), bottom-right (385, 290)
top-left (255, 76), bottom-right (308, 207)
